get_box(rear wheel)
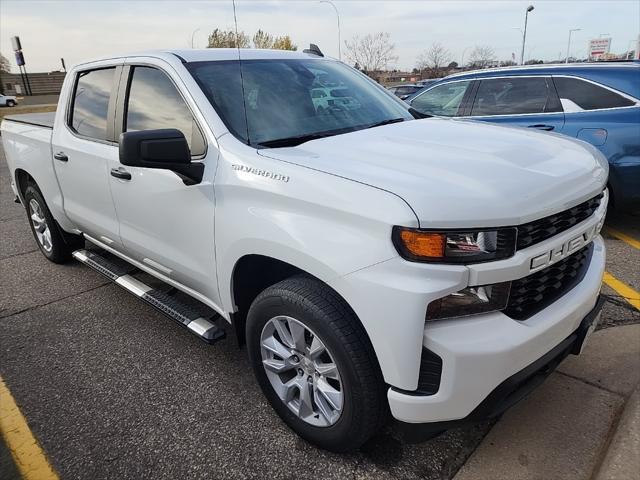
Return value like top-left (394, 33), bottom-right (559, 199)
top-left (246, 275), bottom-right (386, 452)
top-left (24, 184), bottom-right (83, 263)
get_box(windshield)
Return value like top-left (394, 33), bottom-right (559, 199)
top-left (186, 58), bottom-right (413, 148)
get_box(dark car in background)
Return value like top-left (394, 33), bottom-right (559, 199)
top-left (387, 83), bottom-right (423, 100)
top-left (406, 63), bottom-right (640, 212)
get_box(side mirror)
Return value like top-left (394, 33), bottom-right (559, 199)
top-left (119, 128), bottom-right (204, 185)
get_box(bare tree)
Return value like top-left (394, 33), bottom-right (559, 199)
top-left (416, 42), bottom-right (452, 76)
top-left (0, 54), bottom-right (10, 73)
top-left (343, 32), bottom-right (398, 72)
top-left (207, 28), bottom-right (251, 48)
top-left (469, 45), bottom-right (496, 68)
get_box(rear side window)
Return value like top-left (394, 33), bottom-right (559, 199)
top-left (410, 81), bottom-right (471, 117)
top-left (553, 77), bottom-right (635, 111)
top-left (471, 77), bottom-right (559, 116)
top-left (70, 68), bottom-right (116, 141)
top-left (125, 66), bottom-right (205, 156)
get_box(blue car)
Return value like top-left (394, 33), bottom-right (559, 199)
top-left (406, 62), bottom-right (640, 212)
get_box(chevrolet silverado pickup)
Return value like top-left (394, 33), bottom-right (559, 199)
top-left (1, 48), bottom-right (609, 452)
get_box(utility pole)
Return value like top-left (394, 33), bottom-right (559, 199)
top-left (520, 5), bottom-right (534, 65)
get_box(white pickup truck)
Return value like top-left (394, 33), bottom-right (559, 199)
top-left (1, 48), bottom-right (609, 452)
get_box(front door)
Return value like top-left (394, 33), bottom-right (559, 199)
top-left (107, 63), bottom-right (220, 305)
top-left (52, 65), bottom-right (124, 247)
top-left (465, 76), bottom-right (565, 133)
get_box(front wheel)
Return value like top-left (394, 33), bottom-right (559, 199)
top-left (6, 100), bottom-right (16, 107)
top-left (246, 275), bottom-right (386, 452)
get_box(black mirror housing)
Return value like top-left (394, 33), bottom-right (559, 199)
top-left (119, 129), bottom-right (204, 184)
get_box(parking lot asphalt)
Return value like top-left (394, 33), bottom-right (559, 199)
top-left (0, 145), bottom-right (638, 480)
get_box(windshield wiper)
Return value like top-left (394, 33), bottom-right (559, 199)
top-left (256, 127), bottom-right (358, 148)
top-left (364, 118), bottom-right (406, 130)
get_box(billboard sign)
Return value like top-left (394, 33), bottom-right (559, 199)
top-left (589, 38), bottom-right (611, 59)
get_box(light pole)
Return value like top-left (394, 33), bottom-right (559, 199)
top-left (520, 5), bottom-right (534, 65)
top-left (566, 28), bottom-right (581, 63)
top-left (319, 0), bottom-right (341, 61)
top-left (191, 28), bottom-right (201, 49)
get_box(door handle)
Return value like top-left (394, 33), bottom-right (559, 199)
top-left (54, 152), bottom-right (68, 162)
top-left (528, 124), bottom-right (555, 131)
top-left (110, 167), bottom-right (132, 180)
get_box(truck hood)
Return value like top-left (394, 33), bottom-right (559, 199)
top-left (259, 118), bottom-right (608, 228)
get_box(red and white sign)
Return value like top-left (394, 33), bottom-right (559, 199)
top-left (589, 38), bottom-right (611, 59)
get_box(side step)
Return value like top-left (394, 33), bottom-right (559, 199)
top-left (72, 249), bottom-right (225, 344)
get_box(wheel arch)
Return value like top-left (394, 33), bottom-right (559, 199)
top-left (228, 253), bottom-right (379, 369)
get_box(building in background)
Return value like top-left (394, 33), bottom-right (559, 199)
top-left (0, 71), bottom-right (65, 96)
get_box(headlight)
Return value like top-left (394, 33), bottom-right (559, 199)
top-left (426, 282), bottom-right (511, 321)
top-left (392, 226), bottom-right (517, 263)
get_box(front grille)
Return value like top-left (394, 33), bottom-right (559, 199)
top-left (504, 244), bottom-right (593, 320)
top-left (516, 194), bottom-right (603, 250)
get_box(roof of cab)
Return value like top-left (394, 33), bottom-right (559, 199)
top-left (74, 48), bottom-right (327, 68)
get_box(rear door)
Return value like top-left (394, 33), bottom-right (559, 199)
top-left (52, 64), bottom-right (124, 247)
top-left (465, 76), bottom-right (565, 132)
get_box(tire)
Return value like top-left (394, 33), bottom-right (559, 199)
top-left (23, 183), bottom-right (84, 263)
top-left (7, 100), bottom-right (16, 107)
top-left (246, 275), bottom-right (386, 452)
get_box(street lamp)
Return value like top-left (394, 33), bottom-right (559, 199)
top-left (520, 5), bottom-right (534, 65)
top-left (319, 0), bottom-right (341, 61)
top-left (566, 28), bottom-right (581, 64)
top-left (191, 28), bottom-right (201, 49)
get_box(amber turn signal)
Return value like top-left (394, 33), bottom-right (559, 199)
top-left (398, 230), bottom-right (445, 258)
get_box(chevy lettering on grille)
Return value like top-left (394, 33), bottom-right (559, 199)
top-left (529, 220), bottom-right (603, 272)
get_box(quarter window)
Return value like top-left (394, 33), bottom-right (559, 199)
top-left (410, 81), bottom-right (471, 117)
top-left (125, 66), bottom-right (205, 156)
top-left (471, 77), bottom-right (559, 116)
top-left (553, 77), bottom-right (635, 111)
top-left (70, 68), bottom-right (116, 141)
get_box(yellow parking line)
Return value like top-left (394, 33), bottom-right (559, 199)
top-left (603, 272), bottom-right (640, 311)
top-left (604, 227), bottom-right (640, 250)
top-left (0, 376), bottom-right (59, 480)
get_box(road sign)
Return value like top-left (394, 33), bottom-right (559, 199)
top-left (588, 38), bottom-right (611, 59)
top-left (10, 36), bottom-right (22, 52)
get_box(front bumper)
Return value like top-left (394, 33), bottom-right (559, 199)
top-left (387, 235), bottom-right (605, 424)
top-left (393, 294), bottom-right (604, 442)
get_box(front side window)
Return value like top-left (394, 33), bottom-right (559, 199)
top-left (553, 77), bottom-right (635, 111)
top-left (471, 77), bottom-right (558, 116)
top-left (125, 66), bottom-right (205, 156)
top-left (410, 81), bottom-right (471, 117)
top-left (70, 68), bottom-right (115, 141)
top-left (186, 59), bottom-right (413, 147)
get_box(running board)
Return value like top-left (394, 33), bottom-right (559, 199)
top-left (72, 249), bottom-right (225, 344)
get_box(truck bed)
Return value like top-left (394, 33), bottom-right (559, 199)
top-left (3, 112), bottom-right (55, 129)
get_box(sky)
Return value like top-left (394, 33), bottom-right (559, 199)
top-left (1, 0), bottom-right (639, 73)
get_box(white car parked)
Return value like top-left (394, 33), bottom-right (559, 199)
top-left (1, 48), bottom-right (608, 451)
top-left (0, 94), bottom-right (18, 107)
